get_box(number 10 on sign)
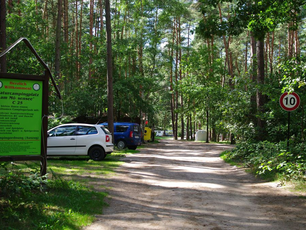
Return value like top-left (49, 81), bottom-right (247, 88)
top-left (279, 92), bottom-right (300, 111)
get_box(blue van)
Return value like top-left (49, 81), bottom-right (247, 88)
top-left (100, 122), bottom-right (141, 150)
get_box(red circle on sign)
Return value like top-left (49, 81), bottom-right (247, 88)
top-left (279, 92), bottom-right (300, 111)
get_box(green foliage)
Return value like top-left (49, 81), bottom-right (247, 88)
top-left (198, 0), bottom-right (304, 40)
top-left (4, 0), bottom-right (306, 143)
top-left (48, 115), bottom-right (73, 130)
top-left (0, 153), bottom-right (135, 229)
top-left (224, 141), bottom-right (306, 182)
top-left (0, 172), bottom-right (107, 229)
top-left (278, 56), bottom-right (306, 92)
top-left (0, 169), bottom-right (47, 201)
top-left (0, 148), bottom-right (140, 229)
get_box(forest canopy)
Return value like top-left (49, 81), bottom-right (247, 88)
top-left (0, 0), bottom-right (306, 144)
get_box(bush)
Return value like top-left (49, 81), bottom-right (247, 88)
top-left (224, 141), bottom-right (306, 181)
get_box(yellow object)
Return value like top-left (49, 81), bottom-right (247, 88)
top-left (144, 127), bottom-right (152, 141)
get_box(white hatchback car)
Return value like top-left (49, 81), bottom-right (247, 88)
top-left (47, 123), bottom-right (114, 161)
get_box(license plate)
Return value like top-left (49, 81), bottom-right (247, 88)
top-left (135, 135), bottom-right (139, 138)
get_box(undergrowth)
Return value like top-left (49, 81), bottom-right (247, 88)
top-left (0, 166), bottom-right (108, 230)
top-left (221, 141), bottom-right (306, 183)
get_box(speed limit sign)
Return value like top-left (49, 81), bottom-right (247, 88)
top-left (279, 92), bottom-right (300, 111)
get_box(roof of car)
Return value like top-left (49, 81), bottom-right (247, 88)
top-left (54, 123), bottom-right (103, 127)
top-left (100, 122), bottom-right (139, 125)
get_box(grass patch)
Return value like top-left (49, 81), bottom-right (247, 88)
top-left (220, 151), bottom-right (244, 167)
top-left (0, 175), bottom-right (107, 230)
top-left (0, 149), bottom-right (139, 229)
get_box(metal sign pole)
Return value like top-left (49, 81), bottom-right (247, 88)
top-left (287, 112), bottom-right (290, 151)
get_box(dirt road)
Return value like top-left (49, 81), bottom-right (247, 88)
top-left (84, 139), bottom-right (306, 230)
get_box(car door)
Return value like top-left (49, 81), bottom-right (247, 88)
top-left (47, 125), bottom-right (77, 155)
top-left (74, 125), bottom-right (99, 155)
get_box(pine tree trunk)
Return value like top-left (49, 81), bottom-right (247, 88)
top-left (78, 0), bottom-right (83, 77)
top-left (189, 114), bottom-right (193, 140)
top-left (98, 0), bottom-right (104, 38)
top-left (174, 18), bottom-right (179, 140)
top-left (256, 38), bottom-right (266, 141)
top-left (105, 0), bottom-right (114, 138)
top-left (269, 32), bottom-right (274, 74)
top-left (55, 0), bottom-right (62, 78)
top-left (43, 0), bottom-right (49, 36)
top-left (186, 115), bottom-right (189, 140)
top-left (170, 20), bottom-right (175, 140)
top-left (75, 0), bottom-right (79, 79)
top-left (250, 34), bottom-right (257, 127)
top-left (64, 0), bottom-right (68, 43)
top-left (89, 0), bottom-right (94, 79)
top-left (0, 0), bottom-right (7, 72)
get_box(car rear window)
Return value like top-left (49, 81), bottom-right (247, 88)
top-left (133, 125), bottom-right (139, 132)
top-left (76, 126), bottom-right (98, 135)
top-left (100, 126), bottom-right (111, 134)
top-left (116, 125), bottom-right (129, 132)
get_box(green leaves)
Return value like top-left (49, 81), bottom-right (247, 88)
top-left (224, 140), bottom-right (306, 181)
top-left (278, 56), bottom-right (306, 93)
top-left (197, 0), bottom-right (305, 40)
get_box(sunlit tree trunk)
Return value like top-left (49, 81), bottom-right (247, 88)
top-left (179, 19), bottom-right (184, 140)
top-left (170, 20), bottom-right (176, 140)
top-left (79, 0), bottom-right (83, 77)
top-left (244, 31), bottom-right (249, 74)
top-left (250, 33), bottom-right (257, 126)
top-left (75, 0), bottom-right (79, 79)
top-left (218, 3), bottom-right (234, 88)
top-left (288, 22), bottom-right (294, 58)
top-left (89, 0), bottom-right (94, 79)
top-left (295, 30), bottom-right (300, 58)
top-left (269, 32), bottom-right (275, 74)
top-left (174, 17), bottom-right (179, 140)
top-left (55, 0), bottom-right (62, 79)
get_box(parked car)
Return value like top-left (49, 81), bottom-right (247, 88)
top-left (100, 122), bottom-right (141, 150)
top-left (47, 123), bottom-right (114, 161)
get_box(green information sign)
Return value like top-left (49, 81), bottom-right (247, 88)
top-left (0, 78), bottom-right (43, 156)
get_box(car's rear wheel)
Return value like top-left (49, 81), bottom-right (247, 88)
top-left (89, 146), bottom-right (106, 161)
top-left (117, 140), bottom-right (126, 150)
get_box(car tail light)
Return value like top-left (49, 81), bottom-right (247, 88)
top-left (106, 135), bottom-right (110, 142)
top-left (129, 131), bottom-right (133, 138)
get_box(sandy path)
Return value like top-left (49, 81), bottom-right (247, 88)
top-left (83, 139), bottom-right (306, 230)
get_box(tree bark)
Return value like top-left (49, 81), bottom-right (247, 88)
top-left (55, 0), bottom-right (62, 78)
top-left (105, 0), bottom-right (114, 139)
top-left (75, 0), bottom-right (79, 79)
top-left (89, 0), bottom-right (94, 79)
top-left (78, 0), bottom-right (83, 77)
top-left (63, 0), bottom-right (68, 43)
top-left (170, 20), bottom-right (175, 140)
top-left (256, 38), bottom-right (266, 141)
top-left (174, 18), bottom-right (179, 140)
top-left (0, 0), bottom-right (6, 72)
top-left (250, 34), bottom-right (257, 126)
top-left (189, 114), bottom-right (193, 140)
